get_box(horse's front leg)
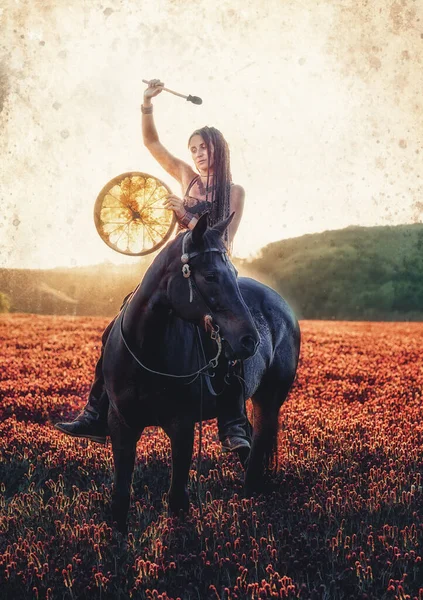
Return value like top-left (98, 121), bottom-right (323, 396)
top-left (244, 400), bottom-right (280, 496)
top-left (109, 407), bottom-right (143, 535)
top-left (162, 418), bottom-right (195, 514)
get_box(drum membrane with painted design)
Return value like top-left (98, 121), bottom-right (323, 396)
top-left (94, 172), bottom-right (176, 256)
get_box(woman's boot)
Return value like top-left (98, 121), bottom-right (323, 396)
top-left (55, 334), bottom-right (110, 444)
top-left (217, 366), bottom-right (251, 458)
top-left (55, 388), bottom-right (109, 444)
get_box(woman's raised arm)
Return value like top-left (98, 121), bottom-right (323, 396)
top-left (142, 79), bottom-right (193, 185)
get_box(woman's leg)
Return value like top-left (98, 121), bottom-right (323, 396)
top-left (216, 363), bottom-right (251, 455)
top-left (54, 319), bottom-right (114, 443)
top-left (54, 292), bottom-right (134, 443)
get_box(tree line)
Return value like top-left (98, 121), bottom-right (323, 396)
top-left (243, 223), bottom-right (423, 320)
top-left (1, 224), bottom-right (422, 320)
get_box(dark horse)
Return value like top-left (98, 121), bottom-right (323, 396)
top-left (103, 213), bottom-right (300, 533)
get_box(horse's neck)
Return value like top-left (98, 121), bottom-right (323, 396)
top-left (121, 288), bottom-right (167, 353)
top-left (123, 242), bottom-right (175, 347)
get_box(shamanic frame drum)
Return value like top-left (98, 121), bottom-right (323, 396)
top-left (94, 172), bottom-right (176, 256)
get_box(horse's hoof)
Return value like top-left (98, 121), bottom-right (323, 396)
top-left (168, 494), bottom-right (189, 516)
top-left (169, 508), bottom-right (188, 520)
top-left (244, 477), bottom-right (264, 497)
top-left (111, 519), bottom-right (128, 536)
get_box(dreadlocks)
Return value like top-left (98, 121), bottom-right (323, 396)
top-left (188, 126), bottom-right (232, 246)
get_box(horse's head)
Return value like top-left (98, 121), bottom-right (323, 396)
top-left (166, 213), bottom-right (260, 360)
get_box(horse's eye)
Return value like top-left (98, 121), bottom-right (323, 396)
top-left (204, 273), bottom-right (217, 283)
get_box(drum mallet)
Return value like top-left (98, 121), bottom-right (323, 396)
top-left (142, 79), bottom-right (202, 105)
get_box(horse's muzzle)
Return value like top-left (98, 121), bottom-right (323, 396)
top-left (224, 334), bottom-right (259, 360)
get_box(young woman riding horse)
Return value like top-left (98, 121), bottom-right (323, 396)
top-left (55, 78), bottom-right (250, 454)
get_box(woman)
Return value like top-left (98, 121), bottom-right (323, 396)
top-left (143, 79), bottom-right (244, 251)
top-left (55, 79), bottom-right (249, 453)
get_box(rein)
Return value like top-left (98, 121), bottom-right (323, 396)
top-left (119, 302), bottom-right (222, 379)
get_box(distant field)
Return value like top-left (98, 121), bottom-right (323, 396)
top-left (1, 315), bottom-right (423, 600)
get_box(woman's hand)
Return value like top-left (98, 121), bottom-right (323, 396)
top-left (144, 79), bottom-right (165, 101)
top-left (163, 194), bottom-right (186, 219)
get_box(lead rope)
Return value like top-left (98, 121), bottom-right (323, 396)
top-left (196, 350), bottom-right (204, 523)
top-left (196, 325), bottom-right (226, 397)
top-left (195, 325), bottom-right (204, 523)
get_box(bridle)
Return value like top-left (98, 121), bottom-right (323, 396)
top-left (180, 230), bottom-right (232, 306)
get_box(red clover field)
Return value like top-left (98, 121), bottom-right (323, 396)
top-left (1, 314), bottom-right (423, 599)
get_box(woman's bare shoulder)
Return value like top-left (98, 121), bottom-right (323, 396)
top-left (181, 168), bottom-right (199, 193)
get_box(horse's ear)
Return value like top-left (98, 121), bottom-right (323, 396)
top-left (191, 212), bottom-right (209, 246)
top-left (211, 212), bottom-right (235, 238)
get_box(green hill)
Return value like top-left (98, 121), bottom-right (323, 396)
top-left (1, 224), bottom-right (422, 320)
top-left (240, 223), bottom-right (423, 320)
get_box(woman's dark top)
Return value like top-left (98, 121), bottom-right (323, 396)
top-left (177, 175), bottom-right (214, 232)
top-left (177, 176), bottom-right (235, 254)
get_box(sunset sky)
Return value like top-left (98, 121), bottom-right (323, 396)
top-left (1, 0), bottom-right (422, 269)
